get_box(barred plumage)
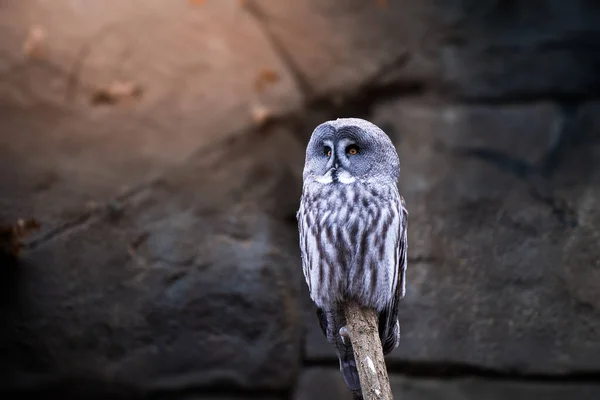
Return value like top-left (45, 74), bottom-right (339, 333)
top-left (297, 118), bottom-right (408, 397)
top-left (298, 182), bottom-right (404, 311)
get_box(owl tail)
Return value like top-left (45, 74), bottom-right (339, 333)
top-left (317, 307), bottom-right (364, 399)
top-left (339, 348), bottom-right (363, 399)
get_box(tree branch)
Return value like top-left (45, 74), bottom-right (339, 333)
top-left (342, 300), bottom-right (394, 400)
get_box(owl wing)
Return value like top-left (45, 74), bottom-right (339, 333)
top-left (380, 194), bottom-right (408, 354)
top-left (296, 203), bottom-right (313, 294)
top-left (398, 195), bottom-right (408, 299)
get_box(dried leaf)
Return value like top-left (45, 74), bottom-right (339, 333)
top-left (188, 0), bottom-right (206, 6)
top-left (91, 80), bottom-right (143, 105)
top-left (254, 67), bottom-right (280, 93)
top-left (375, 0), bottom-right (388, 7)
top-left (0, 218), bottom-right (41, 257)
top-left (23, 25), bottom-right (47, 60)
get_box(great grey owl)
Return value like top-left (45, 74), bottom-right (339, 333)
top-left (297, 118), bottom-right (408, 397)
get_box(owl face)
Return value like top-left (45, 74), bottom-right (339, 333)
top-left (303, 118), bottom-right (400, 185)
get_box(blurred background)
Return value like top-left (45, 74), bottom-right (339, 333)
top-left (1, 0), bottom-right (599, 399)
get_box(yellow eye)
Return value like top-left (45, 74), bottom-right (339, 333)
top-left (347, 145), bottom-right (358, 155)
top-left (324, 146), bottom-right (331, 157)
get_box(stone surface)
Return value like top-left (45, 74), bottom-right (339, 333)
top-left (376, 100), bottom-right (598, 372)
top-left (251, 0), bottom-right (600, 100)
top-left (168, 397), bottom-right (283, 400)
top-left (0, 0), bottom-right (302, 226)
top-left (0, 126), bottom-right (305, 395)
top-left (293, 368), bottom-right (352, 400)
top-left (249, 0), bottom-right (431, 98)
top-left (429, 0), bottom-right (600, 100)
top-left (557, 103), bottom-right (600, 319)
top-left (294, 368), bottom-right (600, 400)
top-left (1, 0), bottom-right (600, 398)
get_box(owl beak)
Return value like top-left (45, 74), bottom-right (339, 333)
top-left (333, 162), bottom-right (339, 170)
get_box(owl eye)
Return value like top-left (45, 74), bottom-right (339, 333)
top-left (324, 146), bottom-right (331, 157)
top-left (346, 145), bottom-right (359, 155)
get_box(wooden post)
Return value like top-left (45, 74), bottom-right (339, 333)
top-left (342, 300), bottom-right (394, 400)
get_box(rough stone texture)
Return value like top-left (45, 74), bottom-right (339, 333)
top-left (294, 368), bottom-right (600, 400)
top-left (0, 0), bottom-right (302, 226)
top-left (293, 368), bottom-right (352, 400)
top-left (0, 127), bottom-right (305, 395)
top-left (1, 0), bottom-right (600, 399)
top-left (166, 397), bottom-right (283, 400)
top-left (248, 0), bottom-right (430, 98)
top-left (251, 0), bottom-right (600, 100)
top-left (377, 100), bottom-right (600, 372)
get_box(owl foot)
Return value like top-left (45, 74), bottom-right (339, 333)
top-left (339, 326), bottom-right (351, 345)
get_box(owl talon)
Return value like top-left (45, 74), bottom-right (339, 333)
top-left (339, 326), bottom-right (351, 345)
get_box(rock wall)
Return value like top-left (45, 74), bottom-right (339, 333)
top-left (1, 1), bottom-right (599, 399)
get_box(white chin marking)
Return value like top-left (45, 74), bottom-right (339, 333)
top-left (316, 175), bottom-right (333, 184)
top-left (315, 172), bottom-right (356, 184)
top-left (337, 172), bottom-right (356, 184)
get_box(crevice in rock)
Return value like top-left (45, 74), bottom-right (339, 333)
top-left (539, 101), bottom-right (585, 178)
top-left (151, 256), bottom-right (197, 268)
top-left (23, 179), bottom-right (162, 250)
top-left (528, 178), bottom-right (579, 229)
top-left (441, 145), bottom-right (578, 228)
top-left (451, 147), bottom-right (537, 180)
top-left (1, 376), bottom-right (144, 400)
top-left (234, 5), bottom-right (419, 145)
top-left (305, 358), bottom-right (600, 383)
top-left (430, 100), bottom-right (587, 229)
top-left (307, 54), bottom-right (421, 114)
top-left (243, 0), bottom-right (315, 99)
top-left (148, 387), bottom-right (288, 400)
top-left (0, 53), bottom-right (96, 107)
top-left (2, 376), bottom-right (290, 400)
top-left (21, 209), bottom-right (97, 250)
top-left (147, 376), bottom-right (291, 400)
top-left (452, 93), bottom-right (600, 106)
top-left (281, 74), bottom-right (426, 146)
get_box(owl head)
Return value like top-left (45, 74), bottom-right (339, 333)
top-left (302, 118), bottom-right (400, 185)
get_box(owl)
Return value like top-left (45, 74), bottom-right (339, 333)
top-left (297, 118), bottom-right (408, 396)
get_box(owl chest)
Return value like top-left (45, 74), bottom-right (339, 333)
top-left (309, 204), bottom-right (378, 254)
top-left (306, 187), bottom-right (382, 232)
top-left (317, 206), bottom-right (371, 231)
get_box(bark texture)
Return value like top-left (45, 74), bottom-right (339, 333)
top-left (343, 300), bottom-right (394, 400)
